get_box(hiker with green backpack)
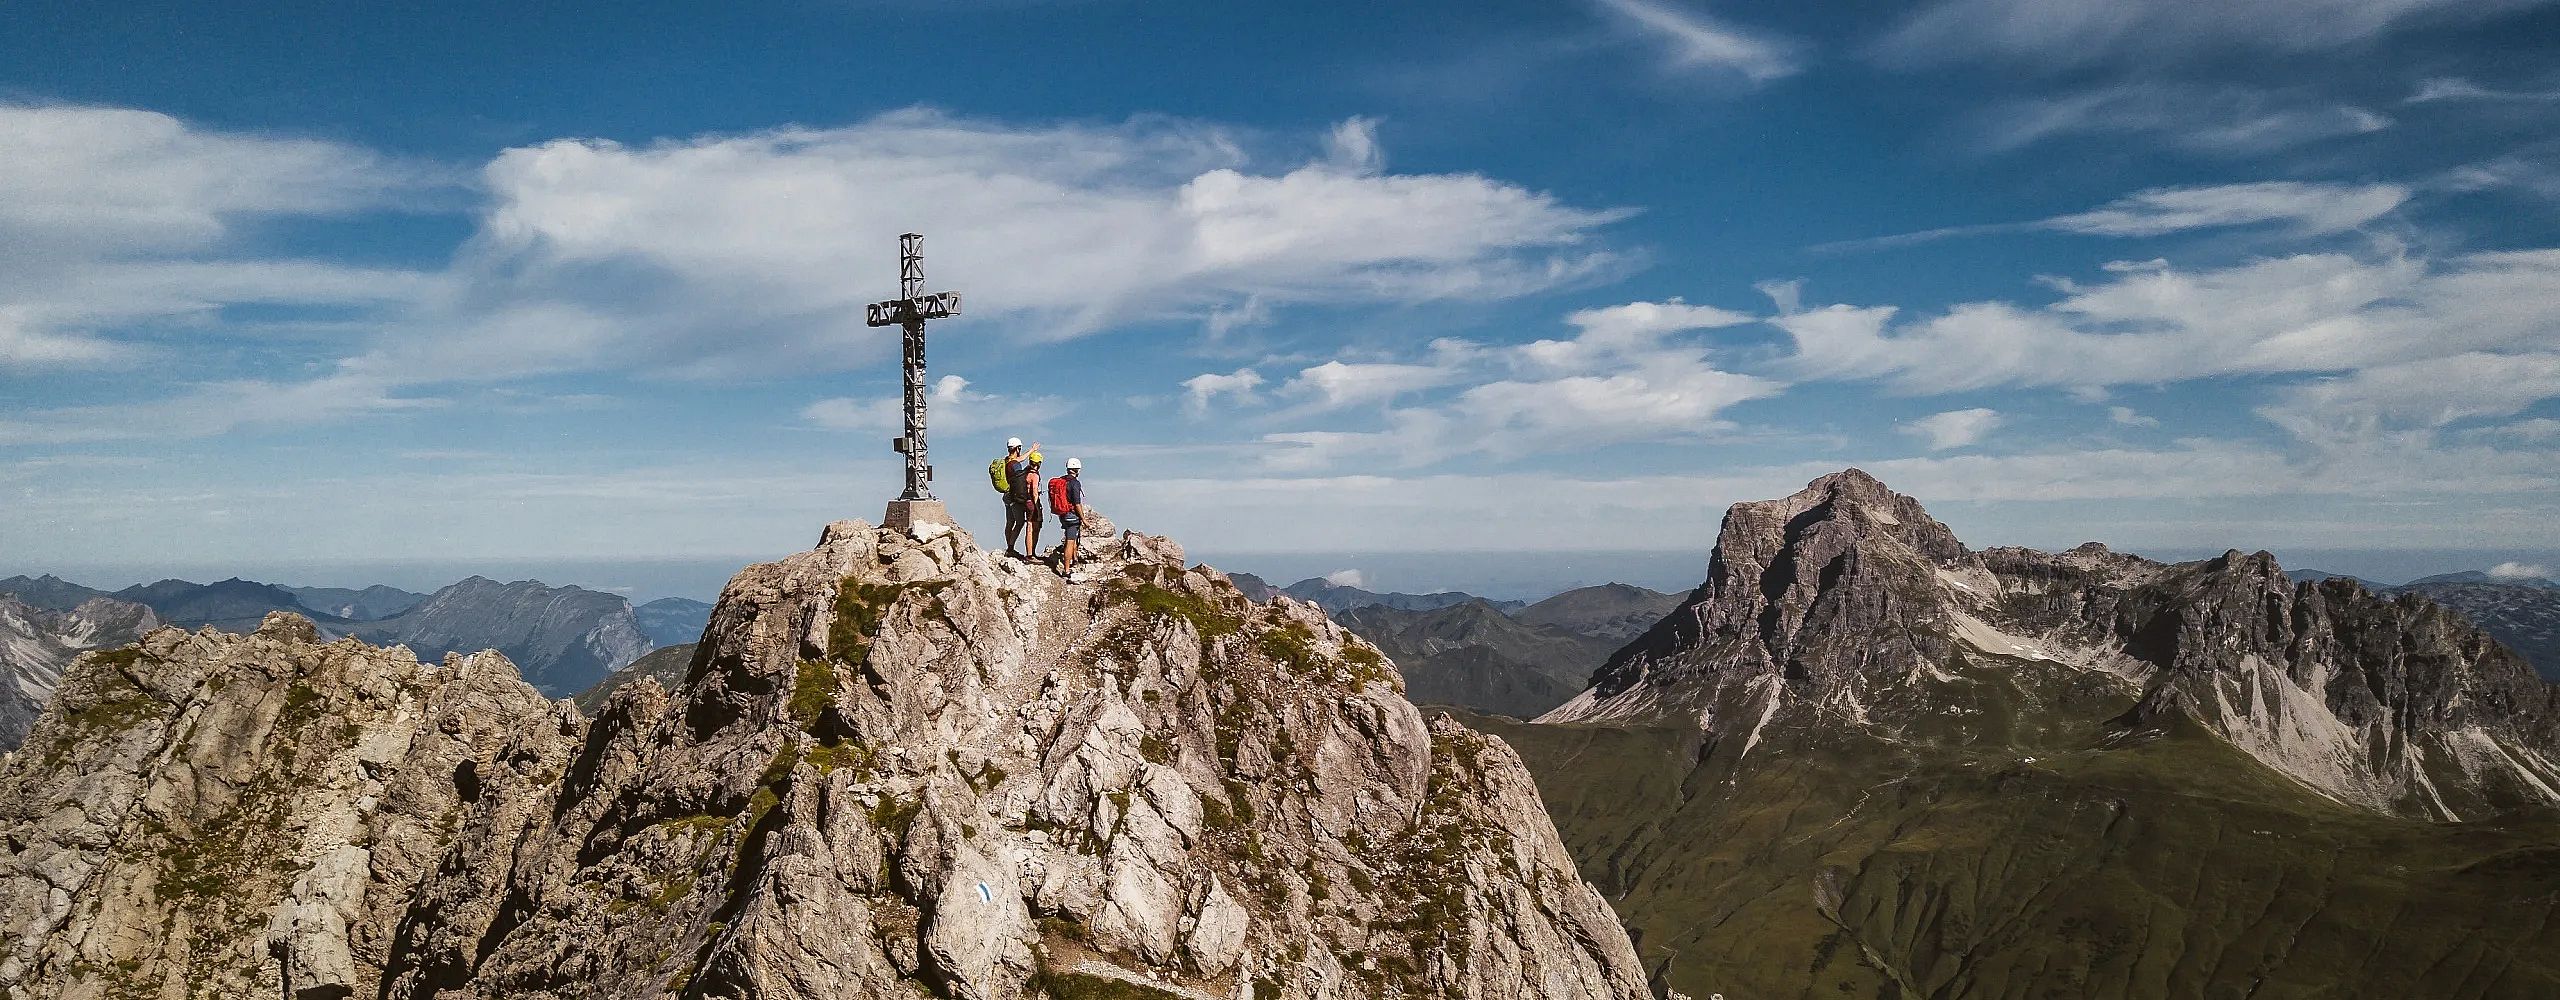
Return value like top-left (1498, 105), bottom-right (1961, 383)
top-left (991, 437), bottom-right (1040, 559)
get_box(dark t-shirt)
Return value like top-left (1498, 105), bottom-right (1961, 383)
top-left (1059, 476), bottom-right (1084, 523)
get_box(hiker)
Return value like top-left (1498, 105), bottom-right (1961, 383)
top-left (1049, 458), bottom-right (1086, 579)
top-left (993, 437), bottom-right (1040, 558)
top-left (1014, 454), bottom-right (1045, 558)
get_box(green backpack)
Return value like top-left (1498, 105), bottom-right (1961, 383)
top-left (988, 457), bottom-right (1011, 494)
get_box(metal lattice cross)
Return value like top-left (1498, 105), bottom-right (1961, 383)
top-left (865, 233), bottom-right (962, 501)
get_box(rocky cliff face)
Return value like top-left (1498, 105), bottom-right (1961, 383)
top-left (0, 613), bottom-right (561, 999)
top-left (1546, 469), bottom-right (2560, 821)
top-left (0, 595), bottom-right (159, 751)
top-left (0, 516), bottom-right (1650, 1000)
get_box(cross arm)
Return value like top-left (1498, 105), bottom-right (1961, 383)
top-left (865, 291), bottom-right (965, 327)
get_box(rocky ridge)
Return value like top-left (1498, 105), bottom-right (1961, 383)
top-left (0, 514), bottom-right (1652, 1000)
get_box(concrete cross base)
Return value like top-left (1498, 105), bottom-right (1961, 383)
top-left (882, 498), bottom-right (953, 534)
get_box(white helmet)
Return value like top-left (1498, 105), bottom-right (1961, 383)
top-left (1066, 458), bottom-right (1082, 470)
top-left (1006, 437), bottom-right (1022, 449)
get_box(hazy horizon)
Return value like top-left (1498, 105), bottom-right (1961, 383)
top-left (15, 543), bottom-right (2550, 607)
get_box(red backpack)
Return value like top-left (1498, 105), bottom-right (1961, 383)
top-left (1047, 476), bottom-right (1074, 518)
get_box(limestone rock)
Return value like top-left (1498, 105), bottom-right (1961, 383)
top-left (379, 509), bottom-right (1652, 999)
top-left (0, 611), bottom-right (565, 998)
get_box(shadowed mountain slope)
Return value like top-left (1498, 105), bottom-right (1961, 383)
top-left (1340, 601), bottom-right (1616, 719)
top-left (1513, 583), bottom-right (1683, 643)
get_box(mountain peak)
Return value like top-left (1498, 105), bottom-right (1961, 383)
top-left (1543, 475), bottom-right (2560, 822)
top-left (0, 512), bottom-right (1654, 998)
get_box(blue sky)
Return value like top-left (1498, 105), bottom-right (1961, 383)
top-left (5, 0), bottom-right (2560, 596)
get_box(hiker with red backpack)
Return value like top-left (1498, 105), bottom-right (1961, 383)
top-left (1050, 458), bottom-right (1086, 579)
top-left (991, 437), bottom-right (1040, 559)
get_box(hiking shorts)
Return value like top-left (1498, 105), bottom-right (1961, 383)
top-left (1059, 518), bottom-right (1082, 541)
top-left (1004, 500), bottom-right (1027, 542)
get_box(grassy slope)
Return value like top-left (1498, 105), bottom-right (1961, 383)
top-left (1452, 673), bottom-right (2560, 999)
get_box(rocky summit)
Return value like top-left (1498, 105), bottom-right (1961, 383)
top-left (0, 513), bottom-right (1651, 1000)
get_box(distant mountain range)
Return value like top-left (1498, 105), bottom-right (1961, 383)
top-left (1227, 578), bottom-right (1678, 720)
top-left (0, 572), bottom-right (676, 718)
top-left (1225, 572), bottom-right (1526, 615)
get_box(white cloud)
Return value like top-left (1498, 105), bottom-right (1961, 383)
top-left (2409, 77), bottom-right (2560, 103)
top-left (1878, 0), bottom-right (2555, 67)
top-left (0, 104), bottom-right (449, 372)
top-left (1183, 367), bottom-right (1265, 414)
top-left (802, 374), bottom-right (1069, 438)
top-left (0, 309), bottom-right (135, 369)
top-left (1256, 300), bottom-right (1784, 470)
top-left (1819, 181), bottom-right (2410, 252)
top-left (1203, 295), bottom-right (1271, 340)
top-left (0, 103), bottom-right (437, 253)
top-left (1323, 568), bottom-right (1369, 589)
top-left (2489, 561), bottom-right (2555, 580)
top-left (1282, 361), bottom-right (1462, 412)
top-left (0, 373), bottom-right (439, 445)
top-left (2108, 406), bottom-right (2161, 428)
top-left (1902, 408), bottom-right (2004, 450)
top-left (1972, 84), bottom-right (2390, 156)
top-left (1771, 248), bottom-right (2560, 393)
top-left (2043, 182), bottom-right (2407, 237)
top-left (357, 109), bottom-right (1632, 382)
top-left (2256, 353), bottom-right (2560, 450)
top-left (1588, 0), bottom-right (1800, 83)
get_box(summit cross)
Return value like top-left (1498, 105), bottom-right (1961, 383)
top-left (865, 233), bottom-right (963, 527)
top-left (865, 233), bottom-right (963, 501)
